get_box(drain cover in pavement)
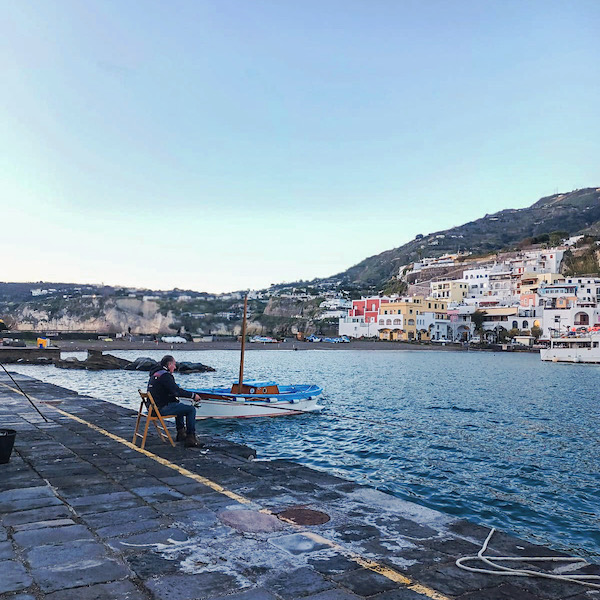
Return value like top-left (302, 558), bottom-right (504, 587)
top-left (277, 508), bottom-right (330, 525)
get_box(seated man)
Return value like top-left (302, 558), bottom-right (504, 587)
top-left (148, 355), bottom-right (202, 448)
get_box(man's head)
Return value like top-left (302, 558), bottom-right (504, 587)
top-left (160, 355), bottom-right (176, 373)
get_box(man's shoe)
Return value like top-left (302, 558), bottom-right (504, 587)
top-left (176, 428), bottom-right (186, 442)
top-left (184, 433), bottom-right (204, 448)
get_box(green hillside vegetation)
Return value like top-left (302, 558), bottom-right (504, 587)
top-left (561, 243), bottom-right (600, 277)
top-left (334, 187), bottom-right (600, 289)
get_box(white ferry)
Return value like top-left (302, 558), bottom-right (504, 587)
top-left (540, 332), bottom-right (600, 363)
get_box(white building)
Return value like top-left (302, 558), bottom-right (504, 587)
top-left (509, 248), bottom-right (565, 275)
top-left (488, 269), bottom-right (517, 304)
top-left (447, 305), bottom-right (477, 341)
top-left (564, 277), bottom-right (600, 303)
top-left (321, 309), bottom-right (350, 319)
top-left (463, 266), bottom-right (493, 298)
top-left (338, 316), bottom-right (380, 339)
top-left (320, 298), bottom-right (352, 310)
top-left (542, 304), bottom-right (600, 337)
top-left (416, 312), bottom-right (452, 340)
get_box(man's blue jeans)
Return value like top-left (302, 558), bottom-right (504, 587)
top-left (160, 402), bottom-right (196, 434)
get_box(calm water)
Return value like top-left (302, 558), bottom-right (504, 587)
top-left (9, 349), bottom-right (600, 558)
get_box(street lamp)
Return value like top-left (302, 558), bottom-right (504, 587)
top-left (554, 315), bottom-right (562, 336)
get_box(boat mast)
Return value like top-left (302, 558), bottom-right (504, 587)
top-left (237, 294), bottom-right (248, 393)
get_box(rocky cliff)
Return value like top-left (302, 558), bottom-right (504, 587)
top-left (11, 298), bottom-right (177, 334)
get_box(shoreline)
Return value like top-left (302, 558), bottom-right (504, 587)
top-left (54, 339), bottom-right (473, 352)
top-left (1, 339), bottom-right (540, 362)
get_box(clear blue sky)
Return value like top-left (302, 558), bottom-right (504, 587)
top-left (2, 1), bottom-right (598, 292)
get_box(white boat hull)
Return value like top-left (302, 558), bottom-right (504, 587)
top-left (540, 348), bottom-right (600, 363)
top-left (540, 334), bottom-right (600, 363)
top-left (194, 396), bottom-right (323, 419)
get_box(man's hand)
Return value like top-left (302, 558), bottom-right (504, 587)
top-left (193, 393), bottom-right (201, 402)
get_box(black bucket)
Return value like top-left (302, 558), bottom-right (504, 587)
top-left (0, 429), bottom-right (16, 464)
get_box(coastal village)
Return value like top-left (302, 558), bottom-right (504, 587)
top-left (1, 233), bottom-right (600, 348)
top-left (338, 235), bottom-right (600, 345)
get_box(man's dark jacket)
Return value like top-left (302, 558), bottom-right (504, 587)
top-left (147, 365), bottom-right (194, 409)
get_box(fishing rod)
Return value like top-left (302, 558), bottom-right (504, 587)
top-left (0, 362), bottom-right (49, 422)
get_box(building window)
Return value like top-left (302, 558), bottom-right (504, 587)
top-left (522, 321), bottom-right (529, 329)
top-left (386, 319), bottom-right (392, 325)
top-left (379, 319), bottom-right (384, 325)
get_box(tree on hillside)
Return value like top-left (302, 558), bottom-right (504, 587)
top-left (381, 279), bottom-right (408, 296)
top-left (549, 231), bottom-right (569, 246)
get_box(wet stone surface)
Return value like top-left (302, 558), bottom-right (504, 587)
top-left (0, 372), bottom-right (596, 600)
top-left (219, 509), bottom-right (284, 533)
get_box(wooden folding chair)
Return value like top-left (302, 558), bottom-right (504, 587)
top-left (132, 389), bottom-right (176, 449)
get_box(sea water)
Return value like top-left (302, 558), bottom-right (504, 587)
top-left (9, 349), bottom-right (600, 558)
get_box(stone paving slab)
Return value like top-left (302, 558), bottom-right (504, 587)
top-left (44, 580), bottom-right (148, 600)
top-left (0, 559), bottom-right (33, 593)
top-left (0, 372), bottom-right (597, 600)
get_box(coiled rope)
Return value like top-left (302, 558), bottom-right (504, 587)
top-left (456, 528), bottom-right (600, 589)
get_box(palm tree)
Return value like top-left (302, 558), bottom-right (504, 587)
top-left (470, 310), bottom-right (486, 338)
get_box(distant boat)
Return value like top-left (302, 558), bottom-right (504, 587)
top-left (540, 332), bottom-right (600, 363)
top-left (191, 380), bottom-right (323, 418)
top-left (249, 335), bottom-right (278, 343)
top-left (326, 336), bottom-right (349, 343)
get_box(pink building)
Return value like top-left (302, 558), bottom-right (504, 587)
top-left (348, 297), bottom-right (390, 324)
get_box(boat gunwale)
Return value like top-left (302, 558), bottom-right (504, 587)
top-left (192, 384), bottom-right (323, 400)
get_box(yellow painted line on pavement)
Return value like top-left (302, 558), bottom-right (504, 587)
top-left (0, 380), bottom-right (450, 600)
top-left (0, 381), bottom-right (249, 504)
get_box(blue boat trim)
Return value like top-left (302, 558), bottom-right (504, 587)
top-left (192, 383), bottom-right (323, 402)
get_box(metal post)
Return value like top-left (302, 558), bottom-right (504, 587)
top-left (237, 294), bottom-right (248, 394)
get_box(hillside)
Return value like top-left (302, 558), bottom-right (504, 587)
top-left (334, 187), bottom-right (600, 288)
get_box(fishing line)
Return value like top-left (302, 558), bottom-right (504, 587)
top-left (0, 362), bottom-right (49, 422)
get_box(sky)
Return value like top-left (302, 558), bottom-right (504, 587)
top-left (2, 1), bottom-right (599, 293)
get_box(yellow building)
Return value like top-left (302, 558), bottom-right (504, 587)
top-left (430, 279), bottom-right (468, 303)
top-left (378, 297), bottom-right (448, 341)
top-left (519, 272), bottom-right (564, 296)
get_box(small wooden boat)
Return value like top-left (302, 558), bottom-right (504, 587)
top-left (191, 380), bottom-right (323, 419)
top-left (191, 294), bottom-right (323, 419)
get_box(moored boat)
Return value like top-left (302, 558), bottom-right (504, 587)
top-left (540, 332), bottom-right (600, 363)
top-left (190, 294), bottom-right (323, 418)
top-left (191, 380), bottom-right (323, 419)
